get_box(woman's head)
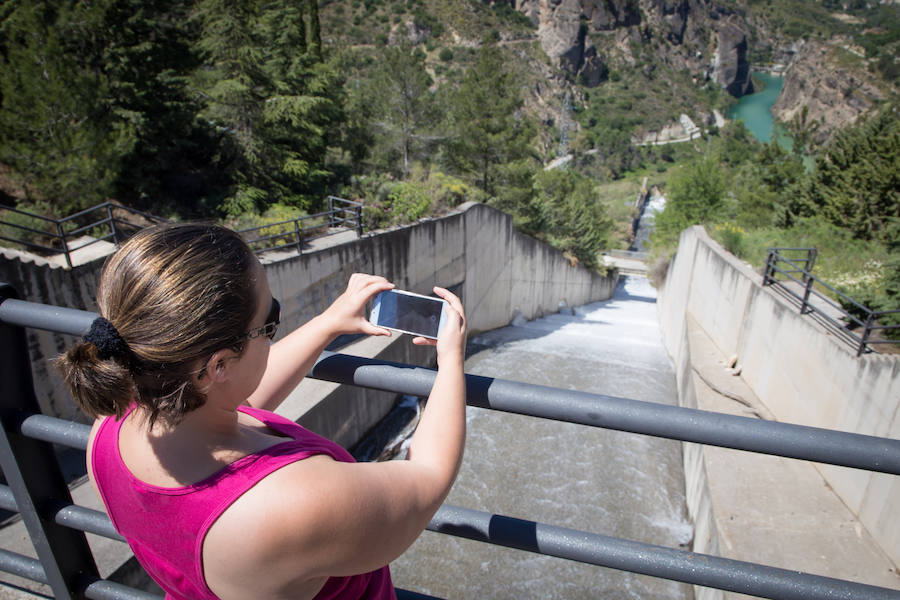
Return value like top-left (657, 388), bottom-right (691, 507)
top-left (56, 223), bottom-right (262, 425)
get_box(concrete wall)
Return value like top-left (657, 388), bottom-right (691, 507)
top-left (1, 202), bottom-right (617, 444)
top-left (657, 225), bottom-right (900, 568)
top-left (0, 250), bottom-right (105, 421)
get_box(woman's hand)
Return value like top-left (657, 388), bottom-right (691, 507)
top-left (246, 274), bottom-right (392, 411)
top-left (320, 273), bottom-right (395, 338)
top-left (412, 287), bottom-right (467, 369)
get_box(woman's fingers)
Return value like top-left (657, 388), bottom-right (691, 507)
top-left (433, 287), bottom-right (465, 327)
top-left (324, 274), bottom-right (394, 336)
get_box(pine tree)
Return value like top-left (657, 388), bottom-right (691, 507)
top-left (445, 45), bottom-right (535, 196)
top-left (368, 42), bottom-right (437, 177)
top-left (801, 104), bottom-right (900, 243)
top-left (258, 0), bottom-right (344, 208)
top-left (99, 0), bottom-right (211, 213)
top-left (307, 0), bottom-right (322, 61)
top-left (0, 2), bottom-right (136, 215)
top-left (194, 0), bottom-right (268, 180)
top-left (530, 169), bottom-right (613, 269)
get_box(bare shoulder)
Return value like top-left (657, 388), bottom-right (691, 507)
top-left (201, 454), bottom-right (339, 600)
top-left (203, 450), bottom-right (437, 599)
top-left (85, 418), bottom-right (106, 482)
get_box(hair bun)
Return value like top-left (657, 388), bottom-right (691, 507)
top-left (83, 317), bottom-right (129, 361)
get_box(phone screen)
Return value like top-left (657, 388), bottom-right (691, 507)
top-left (373, 290), bottom-right (444, 339)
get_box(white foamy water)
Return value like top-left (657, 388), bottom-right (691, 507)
top-left (632, 192), bottom-right (666, 253)
top-left (390, 276), bottom-right (693, 599)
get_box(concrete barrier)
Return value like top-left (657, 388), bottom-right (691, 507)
top-left (657, 225), bottom-right (900, 573)
top-left (0, 202), bottom-right (617, 446)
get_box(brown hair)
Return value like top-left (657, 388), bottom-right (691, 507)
top-left (56, 223), bottom-right (259, 426)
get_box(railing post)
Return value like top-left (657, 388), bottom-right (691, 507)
top-left (806, 248), bottom-right (818, 275)
top-left (328, 196), bottom-right (336, 228)
top-left (763, 250), bottom-right (774, 286)
top-left (800, 276), bottom-right (815, 314)
top-left (57, 222), bottom-right (72, 269)
top-left (106, 203), bottom-right (118, 245)
top-left (294, 219), bottom-right (303, 255)
top-left (858, 312), bottom-right (875, 356)
top-left (0, 284), bottom-right (99, 599)
top-left (356, 205), bottom-right (363, 237)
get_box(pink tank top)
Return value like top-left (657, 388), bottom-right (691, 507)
top-left (91, 405), bottom-right (395, 600)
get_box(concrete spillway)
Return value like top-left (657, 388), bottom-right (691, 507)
top-left (390, 275), bottom-right (693, 599)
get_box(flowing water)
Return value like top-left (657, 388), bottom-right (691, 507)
top-left (388, 275), bottom-right (693, 599)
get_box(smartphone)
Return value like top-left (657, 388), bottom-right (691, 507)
top-left (369, 289), bottom-right (449, 339)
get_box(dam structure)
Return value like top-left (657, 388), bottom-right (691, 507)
top-left (0, 202), bottom-right (899, 599)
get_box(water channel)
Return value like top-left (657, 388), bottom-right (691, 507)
top-left (385, 275), bottom-right (693, 599)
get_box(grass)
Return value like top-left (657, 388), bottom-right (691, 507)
top-left (708, 219), bottom-right (893, 316)
top-left (594, 177), bottom-right (643, 249)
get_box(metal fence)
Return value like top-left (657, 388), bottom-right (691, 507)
top-left (1, 287), bottom-right (900, 599)
top-left (237, 196), bottom-right (363, 255)
top-left (763, 247), bottom-right (900, 356)
top-left (0, 196), bottom-right (364, 268)
top-left (0, 202), bottom-right (168, 269)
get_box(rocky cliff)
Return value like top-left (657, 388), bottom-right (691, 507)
top-left (771, 39), bottom-right (888, 143)
top-left (512, 0), bottom-right (752, 96)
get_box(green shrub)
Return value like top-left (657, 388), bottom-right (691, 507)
top-left (352, 176), bottom-right (425, 230)
top-left (225, 203), bottom-right (315, 251)
top-left (835, 255), bottom-right (900, 328)
top-left (439, 47), bottom-right (454, 61)
top-left (421, 171), bottom-right (473, 208)
top-left (350, 169), bottom-right (478, 231)
top-left (221, 185), bottom-right (267, 220)
top-left (390, 182), bottom-right (430, 221)
top-left (711, 222), bottom-right (745, 257)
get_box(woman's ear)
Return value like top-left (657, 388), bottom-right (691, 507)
top-left (208, 349), bottom-right (234, 383)
top-left (194, 349), bottom-right (234, 387)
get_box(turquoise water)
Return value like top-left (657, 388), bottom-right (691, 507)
top-left (728, 72), bottom-right (792, 148)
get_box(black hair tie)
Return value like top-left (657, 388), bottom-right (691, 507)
top-left (83, 317), bottom-right (129, 361)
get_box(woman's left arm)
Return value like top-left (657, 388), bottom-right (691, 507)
top-left (246, 274), bottom-right (394, 412)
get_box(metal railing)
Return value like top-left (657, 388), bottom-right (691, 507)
top-left (0, 196), bottom-right (364, 268)
top-left (763, 248), bottom-right (900, 356)
top-left (1, 288), bottom-right (900, 599)
top-left (0, 202), bottom-right (168, 269)
top-left (237, 196), bottom-right (364, 255)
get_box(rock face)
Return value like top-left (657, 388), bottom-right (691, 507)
top-left (772, 40), bottom-right (886, 143)
top-left (713, 19), bottom-right (752, 96)
top-left (513, 0), bottom-right (751, 96)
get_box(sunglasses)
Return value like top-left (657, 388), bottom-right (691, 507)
top-left (244, 297), bottom-right (281, 341)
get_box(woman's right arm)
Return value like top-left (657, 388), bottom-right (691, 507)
top-left (204, 288), bottom-right (468, 597)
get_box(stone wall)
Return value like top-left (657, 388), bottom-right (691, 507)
top-left (657, 225), bottom-right (900, 569)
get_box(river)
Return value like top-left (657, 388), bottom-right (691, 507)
top-left (386, 276), bottom-right (693, 599)
top-left (727, 71), bottom-right (793, 148)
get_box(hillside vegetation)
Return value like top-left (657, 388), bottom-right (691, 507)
top-left (0, 0), bottom-right (897, 307)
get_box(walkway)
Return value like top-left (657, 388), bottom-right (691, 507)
top-left (684, 314), bottom-right (900, 595)
top-left (0, 228), bottom-right (362, 270)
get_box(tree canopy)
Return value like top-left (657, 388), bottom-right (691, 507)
top-left (799, 104), bottom-right (900, 245)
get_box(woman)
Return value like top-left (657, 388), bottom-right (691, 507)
top-left (56, 223), bottom-right (467, 600)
